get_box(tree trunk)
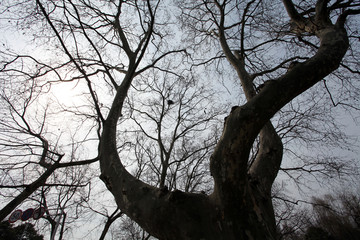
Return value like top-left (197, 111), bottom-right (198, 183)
top-left (99, 1), bottom-right (349, 239)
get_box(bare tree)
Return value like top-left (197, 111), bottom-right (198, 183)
top-left (0, 73), bottom-right (97, 223)
top-left (122, 69), bottom-right (224, 191)
top-left (276, 190), bottom-right (360, 240)
top-left (98, 1), bottom-right (358, 239)
top-left (0, 0), bottom-right (359, 239)
top-left (310, 192), bottom-right (360, 239)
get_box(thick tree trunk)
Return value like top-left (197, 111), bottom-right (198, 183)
top-left (99, 1), bottom-right (349, 239)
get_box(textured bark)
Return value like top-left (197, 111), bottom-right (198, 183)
top-left (99, 1), bottom-right (350, 239)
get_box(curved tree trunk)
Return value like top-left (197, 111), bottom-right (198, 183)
top-left (99, 1), bottom-right (350, 239)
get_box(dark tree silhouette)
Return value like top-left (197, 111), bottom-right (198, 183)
top-left (0, 222), bottom-right (44, 240)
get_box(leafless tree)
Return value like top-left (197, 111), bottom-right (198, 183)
top-left (0, 0), bottom-right (359, 239)
top-left (98, 1), bottom-right (358, 239)
top-left (0, 73), bottom-right (97, 223)
top-left (276, 189), bottom-right (360, 240)
top-left (309, 192), bottom-right (360, 239)
top-left (121, 69), bottom-right (224, 191)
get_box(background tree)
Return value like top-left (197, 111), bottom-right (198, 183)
top-left (309, 192), bottom-right (360, 240)
top-left (123, 69), bottom-right (224, 192)
top-left (0, 70), bottom-right (97, 223)
top-left (0, 221), bottom-right (44, 240)
top-left (277, 190), bottom-right (360, 240)
top-left (0, 0), bottom-right (359, 239)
